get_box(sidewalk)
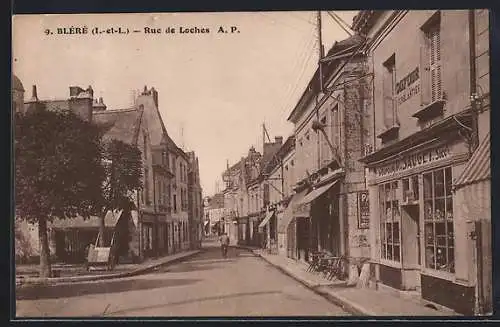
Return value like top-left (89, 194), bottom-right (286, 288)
top-left (16, 249), bottom-right (201, 287)
top-left (249, 249), bottom-right (460, 316)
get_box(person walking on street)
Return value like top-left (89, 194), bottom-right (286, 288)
top-left (219, 232), bottom-right (230, 258)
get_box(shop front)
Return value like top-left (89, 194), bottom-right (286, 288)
top-left (277, 188), bottom-right (309, 260)
top-left (362, 114), bottom-right (477, 314)
top-left (296, 178), bottom-right (342, 257)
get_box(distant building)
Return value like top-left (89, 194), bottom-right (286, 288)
top-left (187, 151), bottom-right (203, 249)
top-left (12, 75), bottom-right (25, 114)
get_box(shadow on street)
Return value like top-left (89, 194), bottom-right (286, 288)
top-left (105, 290), bottom-right (282, 316)
top-left (16, 277), bottom-right (201, 300)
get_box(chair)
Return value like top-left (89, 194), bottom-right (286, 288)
top-left (306, 252), bottom-right (322, 272)
top-left (326, 255), bottom-right (348, 281)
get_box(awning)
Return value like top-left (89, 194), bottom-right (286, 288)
top-left (50, 210), bottom-right (123, 230)
top-left (258, 210), bottom-right (275, 229)
top-left (454, 132), bottom-right (490, 190)
top-left (297, 180), bottom-right (339, 206)
top-left (277, 188), bottom-right (309, 233)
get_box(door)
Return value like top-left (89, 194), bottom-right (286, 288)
top-left (401, 204), bottom-right (421, 290)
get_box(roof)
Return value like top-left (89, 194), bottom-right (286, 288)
top-left (93, 108), bottom-right (144, 145)
top-left (286, 34), bottom-right (365, 123)
top-left (40, 100), bottom-right (70, 111)
top-left (50, 210), bottom-right (123, 229)
top-left (454, 132), bottom-right (491, 190)
top-left (12, 75), bottom-right (24, 91)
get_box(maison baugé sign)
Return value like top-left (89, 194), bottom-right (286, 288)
top-left (396, 67), bottom-right (420, 106)
top-left (376, 145), bottom-right (450, 177)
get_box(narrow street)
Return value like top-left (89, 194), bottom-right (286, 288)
top-left (16, 241), bottom-right (349, 317)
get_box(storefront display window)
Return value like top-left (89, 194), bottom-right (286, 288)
top-left (423, 167), bottom-right (454, 273)
top-left (380, 181), bottom-right (401, 262)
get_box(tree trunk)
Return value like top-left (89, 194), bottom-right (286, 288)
top-left (38, 217), bottom-right (52, 278)
top-left (98, 211), bottom-right (106, 247)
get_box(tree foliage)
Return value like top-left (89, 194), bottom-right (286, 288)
top-left (15, 108), bottom-right (105, 223)
top-left (101, 139), bottom-right (143, 212)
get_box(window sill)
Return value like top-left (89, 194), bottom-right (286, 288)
top-left (412, 100), bottom-right (446, 121)
top-left (377, 125), bottom-right (400, 143)
top-left (421, 268), bottom-right (455, 282)
top-left (380, 258), bottom-right (403, 269)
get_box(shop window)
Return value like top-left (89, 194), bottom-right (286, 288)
top-left (402, 175), bottom-right (420, 204)
top-left (380, 181), bottom-right (401, 262)
top-left (423, 167), bottom-right (454, 273)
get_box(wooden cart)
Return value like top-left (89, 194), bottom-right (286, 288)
top-left (84, 231), bottom-right (116, 271)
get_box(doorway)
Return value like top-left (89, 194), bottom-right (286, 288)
top-left (401, 204), bottom-right (421, 291)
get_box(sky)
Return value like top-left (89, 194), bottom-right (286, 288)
top-left (12, 11), bottom-right (358, 197)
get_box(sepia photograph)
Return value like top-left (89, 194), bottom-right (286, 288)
top-left (12, 9), bottom-right (492, 318)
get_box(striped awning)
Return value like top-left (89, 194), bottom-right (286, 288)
top-left (454, 132), bottom-right (490, 190)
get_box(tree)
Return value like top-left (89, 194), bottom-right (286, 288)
top-left (97, 139), bottom-right (143, 247)
top-left (15, 108), bottom-right (104, 278)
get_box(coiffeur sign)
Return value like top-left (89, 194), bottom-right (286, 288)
top-left (377, 145), bottom-right (450, 177)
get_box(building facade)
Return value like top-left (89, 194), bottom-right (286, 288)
top-left (187, 151), bottom-right (203, 249)
top-left (282, 34), bottom-right (371, 272)
top-left (354, 9), bottom-right (491, 315)
top-left (14, 82), bottom-right (199, 264)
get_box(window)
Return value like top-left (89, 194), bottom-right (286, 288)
top-left (331, 104), bottom-right (340, 148)
top-left (379, 181), bottom-right (401, 262)
top-left (382, 54), bottom-right (398, 128)
top-left (173, 194), bottom-right (177, 212)
top-left (421, 13), bottom-right (442, 104)
top-left (144, 167), bottom-right (150, 205)
top-left (423, 167), bottom-right (454, 273)
top-left (143, 135), bottom-right (148, 159)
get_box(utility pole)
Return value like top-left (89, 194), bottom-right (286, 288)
top-left (316, 10), bottom-right (324, 171)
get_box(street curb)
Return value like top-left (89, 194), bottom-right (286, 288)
top-left (249, 250), bottom-right (373, 316)
top-left (16, 249), bottom-right (202, 287)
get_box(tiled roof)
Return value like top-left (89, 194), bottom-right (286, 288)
top-left (93, 108), bottom-right (143, 145)
top-left (41, 100), bottom-right (70, 112)
top-left (50, 210), bottom-right (123, 229)
top-left (454, 133), bottom-right (491, 190)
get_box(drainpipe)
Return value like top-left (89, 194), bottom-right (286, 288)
top-left (469, 10), bottom-right (479, 152)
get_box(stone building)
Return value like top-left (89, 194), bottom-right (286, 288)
top-left (260, 135), bottom-right (296, 255)
top-left (282, 33), bottom-right (371, 271)
top-left (12, 75), bottom-right (25, 114)
top-left (187, 151), bottom-right (203, 249)
top-left (354, 10), bottom-right (491, 315)
top-left (15, 83), bottom-right (197, 264)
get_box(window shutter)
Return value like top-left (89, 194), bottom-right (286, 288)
top-left (429, 28), bottom-right (442, 102)
top-left (382, 68), bottom-right (394, 128)
top-left (420, 44), bottom-right (431, 105)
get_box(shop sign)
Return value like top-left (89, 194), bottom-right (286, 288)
top-left (357, 191), bottom-right (370, 229)
top-left (377, 145), bottom-right (450, 177)
top-left (396, 67), bottom-right (420, 106)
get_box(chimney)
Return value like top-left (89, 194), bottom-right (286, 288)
top-left (69, 86), bottom-right (84, 97)
top-left (93, 97), bottom-right (107, 111)
top-left (29, 85), bottom-right (38, 102)
top-left (151, 87), bottom-right (158, 108)
top-left (275, 136), bottom-right (283, 145)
